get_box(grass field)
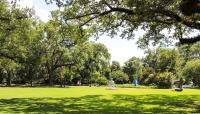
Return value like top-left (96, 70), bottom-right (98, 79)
top-left (0, 87), bottom-right (200, 114)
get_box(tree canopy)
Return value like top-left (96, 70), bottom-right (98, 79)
top-left (0, 0), bottom-right (200, 88)
top-left (45, 0), bottom-right (200, 48)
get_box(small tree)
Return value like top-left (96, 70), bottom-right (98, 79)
top-left (155, 72), bottom-right (175, 89)
top-left (91, 72), bottom-right (108, 86)
top-left (182, 59), bottom-right (200, 87)
top-left (110, 70), bottom-right (129, 84)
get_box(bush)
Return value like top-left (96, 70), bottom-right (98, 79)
top-left (143, 73), bottom-right (156, 85)
top-left (91, 72), bottom-right (108, 85)
top-left (140, 66), bottom-right (154, 85)
top-left (155, 72), bottom-right (174, 88)
top-left (182, 60), bottom-right (200, 87)
top-left (96, 76), bottom-right (108, 85)
top-left (111, 70), bottom-right (129, 84)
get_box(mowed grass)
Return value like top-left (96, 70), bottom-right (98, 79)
top-left (0, 87), bottom-right (200, 114)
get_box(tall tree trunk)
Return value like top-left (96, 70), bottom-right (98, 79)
top-left (60, 78), bottom-right (63, 87)
top-left (63, 76), bottom-right (66, 87)
top-left (30, 79), bottom-right (33, 87)
top-left (28, 67), bottom-right (33, 87)
top-left (47, 64), bottom-right (54, 86)
top-left (48, 72), bottom-right (53, 86)
top-left (6, 72), bottom-right (11, 87)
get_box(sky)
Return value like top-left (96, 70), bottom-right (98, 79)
top-left (14, 0), bottom-right (145, 65)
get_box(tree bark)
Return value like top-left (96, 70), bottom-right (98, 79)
top-left (28, 67), bottom-right (33, 87)
top-left (6, 72), bottom-right (11, 87)
top-left (63, 76), bottom-right (66, 87)
top-left (48, 72), bottom-right (54, 86)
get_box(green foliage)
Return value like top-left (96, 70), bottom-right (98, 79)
top-left (143, 74), bottom-right (156, 86)
top-left (48, 0), bottom-right (200, 46)
top-left (155, 72), bottom-right (175, 89)
top-left (111, 61), bottom-right (121, 72)
top-left (74, 42), bottom-right (110, 85)
top-left (144, 48), bottom-right (179, 73)
top-left (0, 1), bottom-right (36, 63)
top-left (179, 42), bottom-right (200, 62)
top-left (190, 42), bottom-right (200, 59)
top-left (91, 72), bottom-right (108, 86)
top-left (96, 76), bottom-right (108, 86)
top-left (140, 66), bottom-right (154, 85)
top-left (111, 70), bottom-right (129, 84)
top-left (1, 0), bottom-right (200, 88)
top-left (141, 48), bottom-right (180, 87)
top-left (182, 59), bottom-right (200, 87)
top-left (123, 57), bottom-right (141, 82)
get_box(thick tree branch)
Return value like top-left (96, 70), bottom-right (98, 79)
top-left (0, 52), bottom-right (25, 63)
top-left (183, 21), bottom-right (200, 30)
top-left (102, 0), bottom-right (113, 9)
top-left (0, 15), bottom-right (28, 21)
top-left (80, 10), bottom-right (113, 26)
top-left (66, 12), bottom-right (100, 20)
top-left (54, 62), bottom-right (75, 69)
top-left (179, 35), bottom-right (200, 44)
top-left (65, 3), bottom-right (200, 43)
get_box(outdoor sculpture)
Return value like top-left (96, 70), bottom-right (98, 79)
top-left (109, 79), bottom-right (116, 89)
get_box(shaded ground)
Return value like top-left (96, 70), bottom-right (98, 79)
top-left (0, 87), bottom-right (199, 114)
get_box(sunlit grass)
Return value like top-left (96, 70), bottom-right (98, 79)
top-left (0, 87), bottom-right (199, 114)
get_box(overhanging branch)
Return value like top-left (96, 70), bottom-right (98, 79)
top-left (179, 35), bottom-right (200, 44)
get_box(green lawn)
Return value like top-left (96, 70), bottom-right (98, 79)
top-left (0, 87), bottom-right (200, 114)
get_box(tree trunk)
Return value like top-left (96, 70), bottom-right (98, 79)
top-left (28, 68), bottom-right (33, 87)
top-left (6, 72), bottom-right (11, 87)
top-left (30, 80), bottom-right (33, 87)
top-left (63, 76), bottom-right (66, 87)
top-left (48, 72), bottom-right (53, 86)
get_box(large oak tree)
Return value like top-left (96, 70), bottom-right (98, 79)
top-left (46, 0), bottom-right (200, 48)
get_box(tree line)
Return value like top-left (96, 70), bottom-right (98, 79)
top-left (0, 0), bottom-right (199, 88)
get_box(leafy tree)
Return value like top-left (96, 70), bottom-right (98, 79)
top-left (144, 48), bottom-right (179, 73)
top-left (189, 42), bottom-right (200, 59)
top-left (178, 42), bottom-right (200, 64)
top-left (75, 42), bottom-right (110, 85)
top-left (0, 0), bottom-right (114, 87)
top-left (0, 58), bottom-right (18, 86)
top-left (182, 59), bottom-right (200, 87)
top-left (111, 61), bottom-right (121, 72)
top-left (177, 41), bottom-right (200, 78)
top-left (140, 66), bottom-right (155, 85)
top-left (0, 1), bottom-right (42, 86)
top-left (39, 11), bottom-right (90, 85)
top-left (155, 72), bottom-right (175, 88)
top-left (0, 0), bottom-right (35, 63)
top-left (110, 70), bottom-right (129, 84)
top-left (142, 48), bottom-right (181, 86)
top-left (155, 48), bottom-right (178, 73)
top-left (123, 57), bottom-right (141, 83)
top-left (91, 72), bottom-right (108, 86)
top-left (46, 0), bottom-right (200, 47)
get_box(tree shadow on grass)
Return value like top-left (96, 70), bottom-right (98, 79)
top-left (0, 94), bottom-right (200, 114)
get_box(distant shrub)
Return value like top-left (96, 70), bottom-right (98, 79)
top-left (143, 73), bottom-right (156, 85)
top-left (96, 76), bottom-right (108, 85)
top-left (111, 70), bottom-right (129, 84)
top-left (155, 72), bottom-right (174, 89)
top-left (91, 72), bottom-right (108, 86)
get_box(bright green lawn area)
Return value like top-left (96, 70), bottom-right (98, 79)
top-left (0, 87), bottom-right (200, 114)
